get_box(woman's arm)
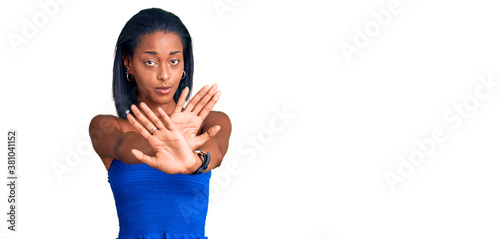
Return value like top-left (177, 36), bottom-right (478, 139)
top-left (125, 103), bottom-right (205, 174)
top-left (89, 85), bottom-right (229, 173)
top-left (195, 111), bottom-right (232, 172)
top-left (89, 114), bottom-right (154, 165)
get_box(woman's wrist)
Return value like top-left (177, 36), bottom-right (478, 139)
top-left (187, 151), bottom-right (203, 174)
top-left (190, 151), bottom-right (211, 175)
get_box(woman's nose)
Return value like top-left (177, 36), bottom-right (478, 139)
top-left (158, 63), bottom-right (170, 81)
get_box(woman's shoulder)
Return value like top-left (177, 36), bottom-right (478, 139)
top-left (90, 114), bottom-right (118, 127)
top-left (206, 111), bottom-right (230, 123)
top-left (203, 111), bottom-right (231, 132)
top-left (91, 114), bottom-right (120, 121)
top-left (207, 110), bottom-right (229, 119)
top-left (89, 114), bottom-right (128, 133)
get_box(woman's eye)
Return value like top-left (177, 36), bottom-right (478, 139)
top-left (145, 60), bottom-right (155, 66)
top-left (171, 59), bottom-right (180, 65)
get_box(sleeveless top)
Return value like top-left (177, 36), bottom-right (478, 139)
top-left (108, 159), bottom-right (211, 239)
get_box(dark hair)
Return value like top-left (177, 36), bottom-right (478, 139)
top-left (112, 8), bottom-right (194, 119)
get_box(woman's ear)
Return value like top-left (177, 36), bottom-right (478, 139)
top-left (122, 53), bottom-right (132, 73)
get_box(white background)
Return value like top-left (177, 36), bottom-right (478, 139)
top-left (1, 0), bottom-right (500, 238)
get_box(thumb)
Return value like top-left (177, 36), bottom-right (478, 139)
top-left (193, 125), bottom-right (221, 148)
top-left (207, 125), bottom-right (221, 137)
top-left (131, 149), bottom-right (154, 166)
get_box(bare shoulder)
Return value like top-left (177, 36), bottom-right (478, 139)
top-left (206, 111), bottom-right (230, 121)
top-left (203, 111), bottom-right (232, 132)
top-left (89, 114), bottom-right (139, 170)
top-left (90, 114), bottom-right (135, 133)
top-left (89, 115), bottom-right (120, 133)
top-left (90, 114), bottom-right (119, 122)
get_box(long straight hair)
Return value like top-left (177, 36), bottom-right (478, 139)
top-left (112, 8), bottom-right (194, 119)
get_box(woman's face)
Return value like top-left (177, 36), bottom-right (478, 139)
top-left (124, 31), bottom-right (185, 105)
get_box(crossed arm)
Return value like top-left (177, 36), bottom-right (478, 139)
top-left (89, 84), bottom-right (231, 174)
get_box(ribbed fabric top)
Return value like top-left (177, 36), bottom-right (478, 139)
top-left (108, 159), bottom-right (211, 239)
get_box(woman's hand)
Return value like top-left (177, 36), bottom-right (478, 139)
top-left (169, 84), bottom-right (222, 150)
top-left (126, 103), bottom-right (198, 174)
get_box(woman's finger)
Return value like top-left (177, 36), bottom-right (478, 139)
top-left (131, 149), bottom-right (155, 167)
top-left (192, 84), bottom-right (218, 114)
top-left (130, 104), bottom-right (158, 133)
top-left (139, 102), bottom-right (166, 131)
top-left (174, 87), bottom-right (189, 113)
top-left (198, 90), bottom-right (220, 119)
top-left (184, 85), bottom-right (209, 112)
top-left (193, 125), bottom-right (221, 148)
top-left (158, 107), bottom-right (178, 131)
top-left (126, 113), bottom-right (152, 140)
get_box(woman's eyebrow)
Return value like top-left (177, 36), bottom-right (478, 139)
top-left (143, 51), bottom-right (181, 55)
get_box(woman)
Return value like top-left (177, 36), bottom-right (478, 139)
top-left (89, 8), bottom-right (231, 239)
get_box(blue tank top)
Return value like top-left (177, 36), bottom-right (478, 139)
top-left (108, 159), bottom-right (211, 239)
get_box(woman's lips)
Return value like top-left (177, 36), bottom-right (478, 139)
top-left (155, 86), bottom-right (172, 94)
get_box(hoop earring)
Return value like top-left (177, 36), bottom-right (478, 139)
top-left (126, 70), bottom-right (134, 82)
top-left (181, 71), bottom-right (186, 79)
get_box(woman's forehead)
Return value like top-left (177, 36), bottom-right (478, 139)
top-left (135, 31), bottom-right (183, 54)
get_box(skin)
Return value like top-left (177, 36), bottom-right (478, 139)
top-left (89, 31), bottom-right (232, 174)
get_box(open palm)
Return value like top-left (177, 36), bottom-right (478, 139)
top-left (127, 103), bottom-right (197, 174)
top-left (169, 84), bottom-right (221, 150)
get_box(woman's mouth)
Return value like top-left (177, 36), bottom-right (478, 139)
top-left (155, 86), bottom-right (172, 94)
